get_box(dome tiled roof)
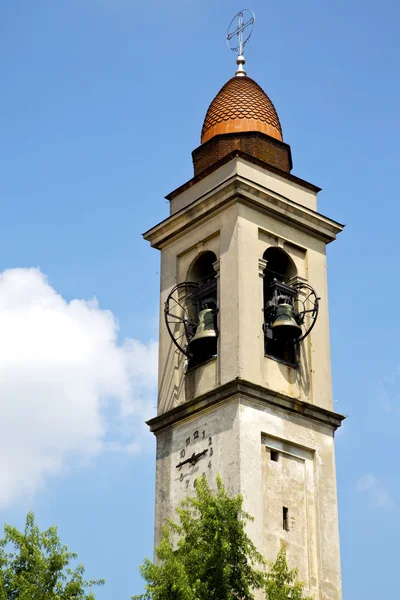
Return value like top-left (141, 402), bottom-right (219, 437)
top-left (201, 76), bottom-right (283, 144)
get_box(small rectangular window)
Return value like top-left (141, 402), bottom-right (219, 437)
top-left (270, 450), bottom-right (279, 462)
top-left (283, 507), bottom-right (289, 531)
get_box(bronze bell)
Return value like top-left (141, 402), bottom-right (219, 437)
top-left (271, 303), bottom-right (302, 341)
top-left (189, 308), bottom-right (218, 361)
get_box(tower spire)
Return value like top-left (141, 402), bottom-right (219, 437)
top-left (226, 9), bottom-right (255, 77)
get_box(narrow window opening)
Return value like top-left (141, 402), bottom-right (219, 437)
top-left (283, 507), bottom-right (289, 531)
top-left (270, 450), bottom-right (279, 462)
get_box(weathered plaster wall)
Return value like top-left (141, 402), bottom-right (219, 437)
top-left (153, 400), bottom-right (242, 546)
top-left (240, 398), bottom-right (342, 600)
top-left (153, 396), bottom-right (342, 600)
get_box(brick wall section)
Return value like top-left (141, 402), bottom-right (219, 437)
top-left (192, 132), bottom-right (293, 177)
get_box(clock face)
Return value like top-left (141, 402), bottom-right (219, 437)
top-left (175, 428), bottom-right (214, 490)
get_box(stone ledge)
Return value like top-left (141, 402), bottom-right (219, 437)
top-left (143, 173), bottom-right (344, 249)
top-left (167, 149), bottom-right (318, 200)
top-left (146, 378), bottom-right (345, 434)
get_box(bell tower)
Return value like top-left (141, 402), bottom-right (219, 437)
top-left (145, 14), bottom-right (344, 600)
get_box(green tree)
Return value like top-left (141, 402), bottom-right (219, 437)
top-left (265, 544), bottom-right (313, 600)
top-left (0, 511), bottom-right (104, 600)
top-left (133, 474), bottom-right (266, 600)
top-left (133, 474), bottom-right (312, 600)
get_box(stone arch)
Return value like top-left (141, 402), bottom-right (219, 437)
top-left (187, 250), bottom-right (217, 283)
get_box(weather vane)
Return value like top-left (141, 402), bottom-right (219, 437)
top-left (226, 9), bottom-right (255, 76)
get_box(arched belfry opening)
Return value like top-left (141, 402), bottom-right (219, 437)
top-left (263, 247), bottom-right (298, 366)
top-left (263, 246), bottom-right (296, 289)
top-left (163, 251), bottom-right (218, 369)
top-left (186, 251), bottom-right (218, 367)
top-left (187, 251), bottom-right (217, 284)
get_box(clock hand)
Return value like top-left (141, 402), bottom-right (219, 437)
top-left (191, 449), bottom-right (208, 465)
top-left (176, 449), bottom-right (208, 469)
top-left (176, 453), bottom-right (196, 469)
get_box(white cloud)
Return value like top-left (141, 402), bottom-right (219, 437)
top-left (0, 268), bottom-right (157, 508)
top-left (357, 474), bottom-right (393, 509)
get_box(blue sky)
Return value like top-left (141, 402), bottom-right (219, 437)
top-left (1, 1), bottom-right (400, 598)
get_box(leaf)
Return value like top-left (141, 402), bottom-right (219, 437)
top-left (0, 512), bottom-right (104, 600)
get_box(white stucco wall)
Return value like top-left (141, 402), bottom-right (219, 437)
top-left (153, 397), bottom-right (342, 600)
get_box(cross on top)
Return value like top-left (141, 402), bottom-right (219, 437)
top-left (226, 10), bottom-right (255, 56)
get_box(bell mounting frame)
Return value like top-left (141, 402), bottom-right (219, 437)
top-left (292, 281), bottom-right (320, 344)
top-left (164, 282), bottom-right (201, 358)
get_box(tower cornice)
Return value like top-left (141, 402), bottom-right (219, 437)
top-left (168, 150), bottom-right (319, 200)
top-left (143, 159), bottom-right (344, 250)
top-left (146, 377), bottom-right (345, 435)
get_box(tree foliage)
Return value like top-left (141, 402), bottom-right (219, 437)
top-left (265, 545), bottom-right (313, 600)
top-left (132, 475), bottom-right (265, 600)
top-left (0, 511), bottom-right (104, 600)
top-left (133, 474), bottom-right (312, 600)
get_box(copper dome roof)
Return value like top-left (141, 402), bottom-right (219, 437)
top-left (201, 76), bottom-right (283, 144)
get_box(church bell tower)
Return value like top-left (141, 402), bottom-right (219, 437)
top-left (144, 17), bottom-right (344, 600)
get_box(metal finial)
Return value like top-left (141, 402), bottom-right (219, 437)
top-left (226, 9), bottom-right (255, 77)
